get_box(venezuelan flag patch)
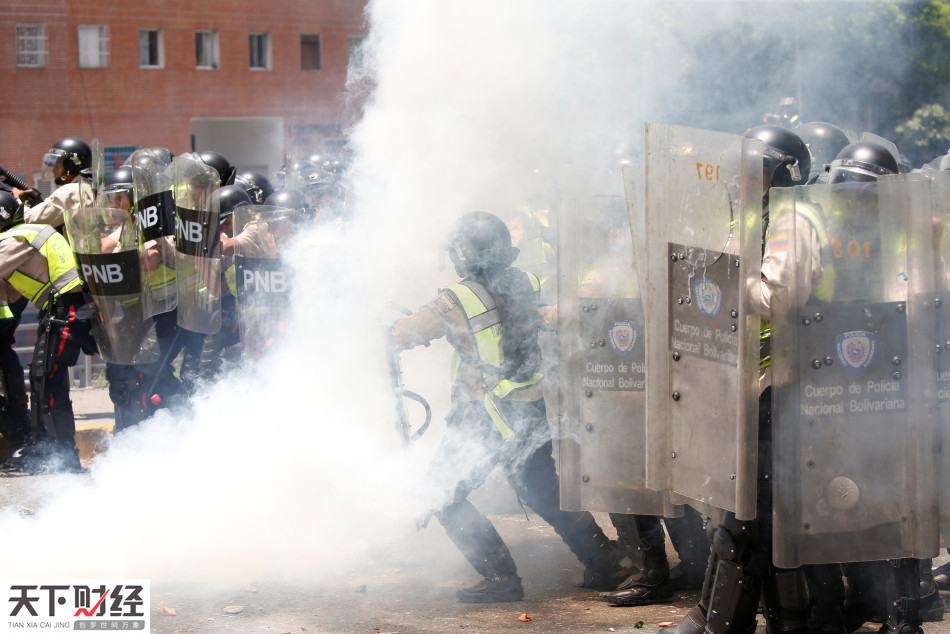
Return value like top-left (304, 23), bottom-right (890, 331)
top-left (435, 292), bottom-right (457, 313)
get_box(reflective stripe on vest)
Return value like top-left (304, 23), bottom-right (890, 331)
top-left (0, 301), bottom-right (13, 320)
top-left (0, 224), bottom-right (83, 309)
top-left (443, 272), bottom-right (543, 440)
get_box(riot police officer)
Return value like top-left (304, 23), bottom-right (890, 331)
top-left (179, 185), bottom-right (252, 390)
top-left (0, 192), bottom-right (30, 461)
top-left (13, 137), bottom-right (94, 231)
top-left (0, 198), bottom-right (97, 472)
top-left (391, 212), bottom-right (627, 603)
top-left (672, 125), bottom-right (818, 634)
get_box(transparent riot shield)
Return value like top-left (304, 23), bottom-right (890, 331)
top-left (172, 153), bottom-right (222, 335)
top-left (64, 199), bottom-right (160, 365)
top-left (769, 174), bottom-right (939, 567)
top-left (557, 194), bottom-right (677, 516)
top-left (232, 205), bottom-right (296, 362)
top-left (129, 148), bottom-right (178, 317)
top-left (634, 123), bottom-right (762, 521)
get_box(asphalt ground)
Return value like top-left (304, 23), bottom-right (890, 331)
top-left (0, 387), bottom-right (947, 633)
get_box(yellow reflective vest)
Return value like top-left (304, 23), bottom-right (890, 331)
top-left (443, 272), bottom-right (544, 440)
top-left (0, 224), bottom-right (83, 309)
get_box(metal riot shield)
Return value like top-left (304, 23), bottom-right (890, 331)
top-left (129, 148), bottom-right (178, 317)
top-left (770, 174), bottom-right (939, 567)
top-left (232, 205), bottom-right (296, 362)
top-left (64, 195), bottom-right (160, 365)
top-left (557, 194), bottom-right (677, 516)
top-left (921, 169), bottom-right (950, 546)
top-left (634, 123), bottom-right (762, 521)
top-left (172, 153), bottom-right (222, 334)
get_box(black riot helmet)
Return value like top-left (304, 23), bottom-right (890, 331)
top-left (265, 187), bottom-right (313, 223)
top-left (827, 142), bottom-right (898, 184)
top-left (234, 171), bottom-right (274, 205)
top-left (101, 166), bottom-right (135, 212)
top-left (198, 151), bottom-right (236, 186)
top-left (445, 211), bottom-right (520, 278)
top-left (43, 137), bottom-right (92, 185)
top-left (102, 166), bottom-right (134, 197)
top-left (126, 147), bottom-right (174, 171)
top-left (744, 125), bottom-right (811, 189)
top-left (213, 185), bottom-right (252, 225)
top-left (797, 122), bottom-right (850, 179)
top-left (0, 191), bottom-right (24, 231)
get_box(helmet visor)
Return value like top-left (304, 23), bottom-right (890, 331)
top-left (41, 150), bottom-right (66, 181)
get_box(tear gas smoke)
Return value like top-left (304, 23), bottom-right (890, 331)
top-left (0, 0), bottom-right (927, 591)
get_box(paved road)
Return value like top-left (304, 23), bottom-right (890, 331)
top-left (0, 387), bottom-right (946, 633)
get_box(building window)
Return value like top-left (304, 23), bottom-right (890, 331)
top-left (347, 36), bottom-right (365, 71)
top-left (249, 32), bottom-right (271, 70)
top-left (139, 28), bottom-right (164, 68)
top-left (78, 25), bottom-right (109, 68)
top-left (16, 23), bottom-right (47, 68)
top-left (196, 30), bottom-right (219, 69)
top-left (300, 34), bottom-right (321, 70)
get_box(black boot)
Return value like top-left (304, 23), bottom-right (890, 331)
top-left (437, 499), bottom-right (524, 603)
top-left (456, 575), bottom-right (524, 603)
top-left (602, 515), bottom-right (673, 606)
top-left (560, 513), bottom-right (628, 590)
top-left (919, 559), bottom-right (945, 622)
top-left (664, 507), bottom-right (711, 590)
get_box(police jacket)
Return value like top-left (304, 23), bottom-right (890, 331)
top-left (24, 178), bottom-right (94, 230)
top-left (0, 224), bottom-right (84, 309)
top-left (392, 269), bottom-right (545, 407)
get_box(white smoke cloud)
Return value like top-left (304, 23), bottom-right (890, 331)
top-left (0, 0), bottom-right (921, 592)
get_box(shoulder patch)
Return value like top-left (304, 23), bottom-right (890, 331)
top-left (434, 292), bottom-right (458, 313)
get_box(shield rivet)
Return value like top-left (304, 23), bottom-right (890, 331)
top-left (671, 254), bottom-right (678, 262)
top-left (891, 356), bottom-right (901, 366)
top-left (671, 452), bottom-right (676, 459)
top-left (582, 475), bottom-right (590, 483)
top-left (937, 344), bottom-right (943, 354)
top-left (811, 359), bottom-right (822, 369)
top-left (672, 351), bottom-right (681, 361)
top-left (582, 305), bottom-right (590, 312)
top-left (729, 473), bottom-right (736, 480)
top-left (677, 298), bottom-right (684, 304)
top-left (591, 304), bottom-right (598, 311)
top-left (824, 356), bottom-right (833, 366)
top-left (730, 324), bottom-right (737, 332)
top-left (672, 391), bottom-right (680, 401)
top-left (585, 390), bottom-right (593, 398)
top-left (802, 317), bottom-right (812, 326)
top-left (585, 424), bottom-right (593, 432)
top-left (814, 313), bottom-right (823, 322)
top-left (935, 298), bottom-right (943, 308)
top-left (731, 309), bottom-right (738, 318)
top-left (896, 303), bottom-right (905, 313)
top-left (892, 371), bottom-right (902, 380)
top-left (598, 339), bottom-right (606, 347)
top-left (685, 296), bottom-right (691, 304)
